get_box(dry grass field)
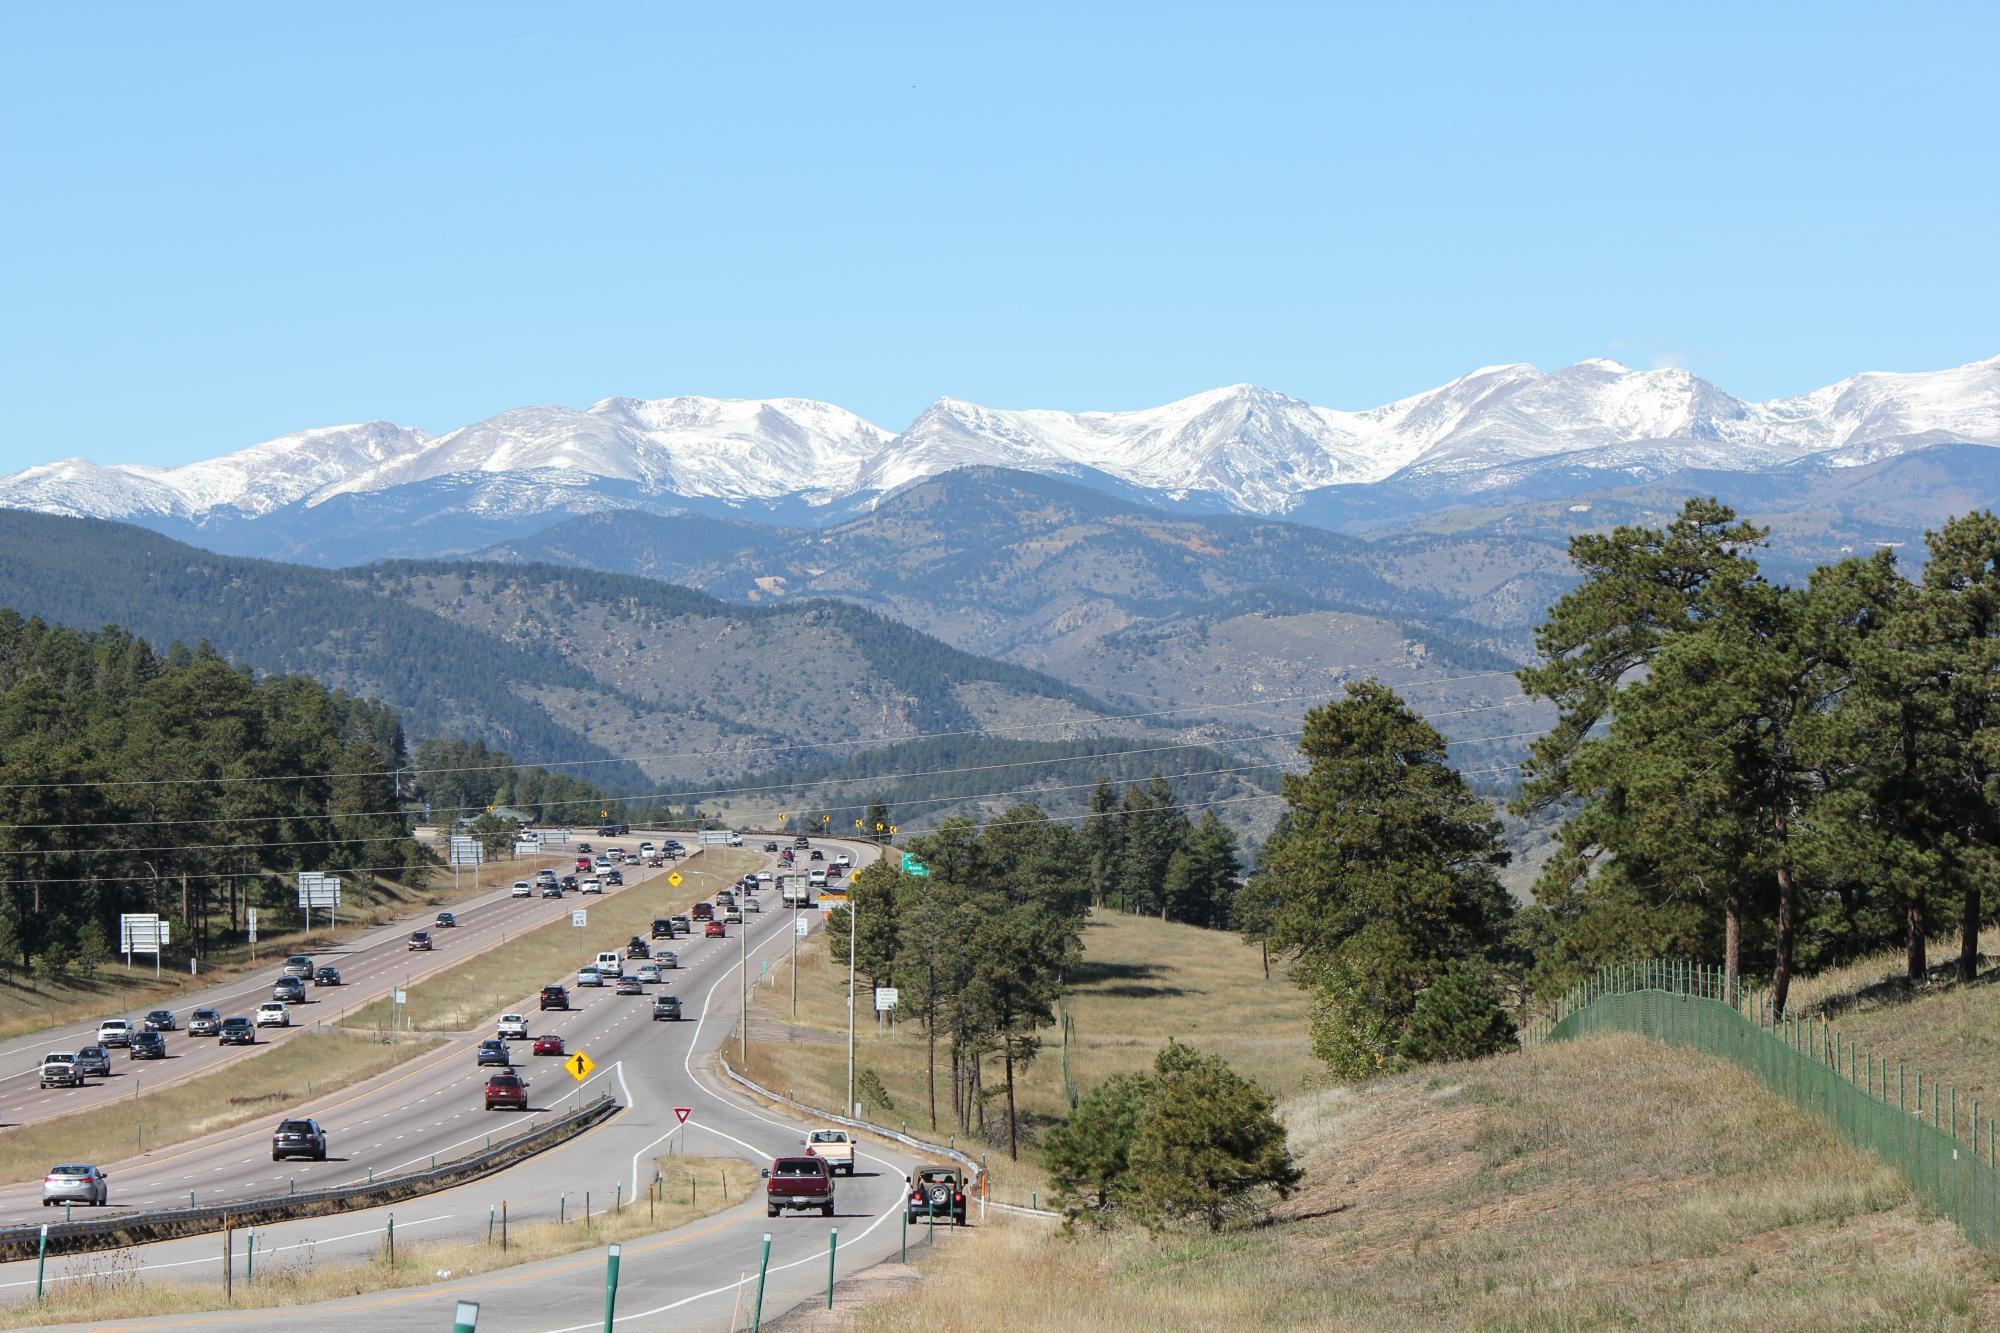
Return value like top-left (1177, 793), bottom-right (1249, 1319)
top-left (743, 908), bottom-right (1313, 1197)
top-left (852, 1033), bottom-right (1999, 1331)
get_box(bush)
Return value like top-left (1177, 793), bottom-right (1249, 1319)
top-left (1308, 964), bottom-right (1407, 1082)
top-left (1044, 1072), bottom-right (1151, 1221)
top-left (1128, 1041), bottom-right (1301, 1232)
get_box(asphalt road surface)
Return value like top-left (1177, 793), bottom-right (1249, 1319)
top-left (3, 837), bottom-right (940, 1331)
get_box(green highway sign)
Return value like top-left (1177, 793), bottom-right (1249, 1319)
top-left (901, 853), bottom-right (930, 877)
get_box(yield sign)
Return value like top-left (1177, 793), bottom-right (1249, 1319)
top-left (674, 1106), bottom-right (692, 1125)
top-left (565, 1050), bottom-right (596, 1083)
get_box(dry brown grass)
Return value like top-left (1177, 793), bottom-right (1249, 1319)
top-left (744, 909), bottom-right (1312, 1197)
top-left (347, 849), bottom-right (762, 1032)
top-left (0, 1031), bottom-right (440, 1189)
top-left (849, 1033), bottom-right (2000, 1332)
top-left (0, 1155), bottom-right (760, 1327)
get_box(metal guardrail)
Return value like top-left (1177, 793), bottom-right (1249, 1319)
top-left (715, 1055), bottom-right (1060, 1219)
top-left (0, 1093), bottom-right (618, 1260)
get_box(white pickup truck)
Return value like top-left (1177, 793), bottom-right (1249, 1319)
top-left (497, 1013), bottom-right (530, 1040)
top-left (39, 1052), bottom-right (82, 1088)
top-left (802, 1128), bottom-right (855, 1176)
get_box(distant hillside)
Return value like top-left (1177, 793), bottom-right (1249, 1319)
top-left (0, 512), bottom-right (1127, 787)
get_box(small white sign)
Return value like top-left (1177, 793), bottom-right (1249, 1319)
top-left (571, 909), bottom-right (588, 928)
top-left (246, 907), bottom-right (258, 942)
top-left (393, 988), bottom-right (407, 1005)
top-left (875, 986), bottom-right (900, 1011)
top-left (795, 916), bottom-right (810, 938)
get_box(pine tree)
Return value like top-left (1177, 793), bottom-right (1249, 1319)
top-left (1397, 961), bottom-right (1516, 1064)
top-left (1128, 1040), bottom-right (1301, 1231)
top-left (1043, 1071), bottom-right (1151, 1219)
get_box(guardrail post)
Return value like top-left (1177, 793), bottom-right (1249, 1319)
top-left (36, 1223), bottom-right (47, 1300)
top-left (452, 1298), bottom-right (480, 1332)
top-left (602, 1242), bottom-right (622, 1331)
top-left (247, 1229), bottom-right (254, 1282)
top-left (561, 1192), bottom-right (567, 1224)
top-left (223, 1220), bottom-right (232, 1301)
top-left (827, 1226), bottom-right (839, 1307)
top-left (189, 1190), bottom-right (196, 1208)
top-left (63, 1202), bottom-right (70, 1223)
top-left (502, 1200), bottom-right (508, 1251)
top-left (615, 1182), bottom-right (622, 1213)
top-left (585, 1190), bottom-right (591, 1231)
top-left (386, 1212), bottom-right (395, 1267)
top-left (488, 1204), bottom-right (495, 1242)
top-left (752, 1232), bottom-right (772, 1331)
top-left (900, 1206), bottom-right (907, 1262)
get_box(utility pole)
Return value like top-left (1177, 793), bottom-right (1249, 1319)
top-left (740, 912), bottom-right (748, 1068)
top-left (791, 877), bottom-right (800, 1020)
top-left (846, 898), bottom-right (857, 1118)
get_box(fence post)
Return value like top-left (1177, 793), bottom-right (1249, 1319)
top-left (386, 1212), bottom-right (394, 1267)
top-left (826, 1226), bottom-right (839, 1308)
top-left (752, 1232), bottom-right (773, 1331)
top-left (453, 1299), bottom-right (480, 1333)
top-left (602, 1242), bottom-right (622, 1332)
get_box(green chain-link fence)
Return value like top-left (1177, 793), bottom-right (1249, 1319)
top-left (1527, 958), bottom-right (2000, 1249)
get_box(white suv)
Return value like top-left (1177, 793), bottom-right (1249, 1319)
top-left (255, 1002), bottom-right (291, 1028)
top-left (581, 878), bottom-right (603, 895)
top-left (497, 1013), bottom-right (529, 1040)
top-left (96, 1019), bottom-right (132, 1048)
top-left (511, 880), bottom-right (532, 898)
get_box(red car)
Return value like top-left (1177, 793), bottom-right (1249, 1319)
top-left (705, 920), bottom-right (726, 938)
top-left (532, 1034), bottom-right (565, 1057)
top-left (485, 1072), bottom-right (529, 1111)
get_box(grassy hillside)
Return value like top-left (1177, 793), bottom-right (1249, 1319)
top-left (743, 910), bottom-right (1313, 1194)
top-left (853, 1032), bottom-right (1993, 1331)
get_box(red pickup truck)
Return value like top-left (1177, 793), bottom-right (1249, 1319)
top-left (764, 1156), bottom-right (834, 1217)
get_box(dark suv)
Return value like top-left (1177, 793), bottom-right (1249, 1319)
top-left (651, 918), bottom-right (674, 939)
top-left (539, 985), bottom-right (570, 1011)
top-left (652, 994), bottom-right (682, 1021)
top-left (129, 1031), bottom-right (167, 1060)
top-left (272, 1118), bottom-right (328, 1162)
top-left (219, 1016), bottom-right (256, 1045)
top-left (485, 1072), bottom-right (529, 1111)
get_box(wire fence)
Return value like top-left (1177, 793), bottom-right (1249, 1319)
top-left (1527, 958), bottom-right (2000, 1249)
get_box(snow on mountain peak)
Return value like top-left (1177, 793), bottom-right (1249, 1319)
top-left (3, 355), bottom-right (1997, 524)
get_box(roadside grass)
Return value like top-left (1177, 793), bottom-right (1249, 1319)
top-left (742, 909), bottom-right (1312, 1195)
top-left (1786, 925), bottom-right (2000, 1019)
top-left (0, 1031), bottom-right (440, 1189)
top-left (850, 1033), bottom-right (1998, 1332)
top-left (0, 853), bottom-right (581, 1045)
top-left (346, 850), bottom-right (763, 1033)
top-left (0, 1155), bottom-right (760, 1327)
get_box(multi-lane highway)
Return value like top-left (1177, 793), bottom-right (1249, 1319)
top-left (2, 836), bottom-right (942, 1331)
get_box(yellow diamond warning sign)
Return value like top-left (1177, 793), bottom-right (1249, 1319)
top-left (667, 872), bottom-right (683, 888)
top-left (565, 1050), bottom-right (596, 1083)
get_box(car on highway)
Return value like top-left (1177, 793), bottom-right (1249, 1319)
top-left (220, 1016), bottom-right (257, 1045)
top-left (533, 1033), bottom-right (565, 1056)
top-left (779, 848), bottom-right (794, 864)
top-left (592, 858), bottom-right (611, 873)
top-left (511, 880), bottom-right (533, 898)
top-left (670, 914), bottom-right (691, 936)
top-left (408, 931), bottom-right (434, 951)
top-left (271, 1118), bottom-right (328, 1162)
top-left (315, 965), bottom-right (342, 987)
top-left (727, 831), bottom-right (745, 847)
top-left (281, 954), bottom-right (314, 979)
top-left (763, 840), bottom-right (780, 852)
top-left (255, 1002), bottom-right (291, 1028)
top-left (129, 1031), bottom-right (167, 1060)
top-left (764, 1156), bottom-right (834, 1217)
top-left (651, 918), bottom-right (675, 940)
top-left (655, 949), bottom-right (678, 969)
top-left (723, 905), bottom-right (743, 924)
top-left (477, 1038), bottom-right (512, 1068)
top-left (640, 841), bottom-right (656, 854)
top-left (705, 921), bottom-right (726, 939)
top-left (605, 870), bottom-right (624, 886)
top-left (187, 1008), bottom-right (222, 1036)
top-left (76, 1046), bottom-right (111, 1078)
top-left (615, 975), bottom-right (644, 996)
top-left (576, 966), bottom-right (605, 988)
top-left (272, 976), bottom-right (307, 1004)
top-left (42, 1164), bottom-right (108, 1208)
top-left (436, 911), bottom-right (458, 928)
top-left (835, 853), bottom-right (852, 868)
top-left (38, 1053), bottom-right (82, 1088)
top-left (635, 962), bottom-right (662, 984)
top-left (757, 870), bottom-right (776, 886)
top-left (804, 1129), bottom-right (856, 1176)
top-left (498, 1013), bottom-right (530, 1040)
top-left (96, 1018), bottom-right (132, 1048)
top-left (794, 836), bottom-right (811, 849)
top-left (581, 878), bottom-right (603, 895)
top-left (539, 985), bottom-right (570, 1011)
top-left (575, 856), bottom-right (592, 873)
top-left (143, 1008), bottom-right (177, 1032)
top-left (594, 949), bottom-right (624, 974)
top-left (626, 937), bottom-right (649, 959)
top-left (809, 849), bottom-right (824, 862)
top-left (484, 1072), bottom-right (529, 1111)
top-left (652, 994), bottom-right (682, 1021)
top-left (744, 896), bottom-right (762, 914)
top-left (692, 902), bottom-right (714, 922)
top-left (906, 1165), bottom-right (968, 1225)
top-left (809, 869), bottom-right (828, 889)
top-left (543, 882), bottom-right (564, 899)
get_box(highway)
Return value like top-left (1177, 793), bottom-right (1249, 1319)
top-left (2, 837), bottom-right (938, 1332)
top-left (0, 835), bottom-right (680, 1126)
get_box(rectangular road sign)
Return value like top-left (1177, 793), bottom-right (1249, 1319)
top-left (247, 907), bottom-right (258, 942)
top-left (448, 836), bottom-right (483, 867)
top-left (297, 873), bottom-right (341, 908)
top-left (900, 853), bottom-right (930, 877)
top-left (571, 909), bottom-right (588, 928)
top-left (119, 913), bottom-right (163, 954)
top-left (795, 916), bottom-right (810, 938)
top-left (875, 986), bottom-right (900, 1011)
top-left (565, 1050), bottom-right (596, 1082)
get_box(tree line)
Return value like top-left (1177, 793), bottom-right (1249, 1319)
top-left (1082, 776), bottom-right (1243, 928)
top-left (0, 612), bottom-right (426, 979)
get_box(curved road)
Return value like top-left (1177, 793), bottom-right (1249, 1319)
top-left (4, 837), bottom-right (940, 1331)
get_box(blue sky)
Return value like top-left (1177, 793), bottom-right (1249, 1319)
top-left (3, 2), bottom-right (1996, 471)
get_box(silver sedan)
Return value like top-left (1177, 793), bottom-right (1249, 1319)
top-left (43, 1164), bottom-right (108, 1206)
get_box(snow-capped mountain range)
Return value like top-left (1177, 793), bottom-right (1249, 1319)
top-left (6, 355), bottom-right (1998, 547)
